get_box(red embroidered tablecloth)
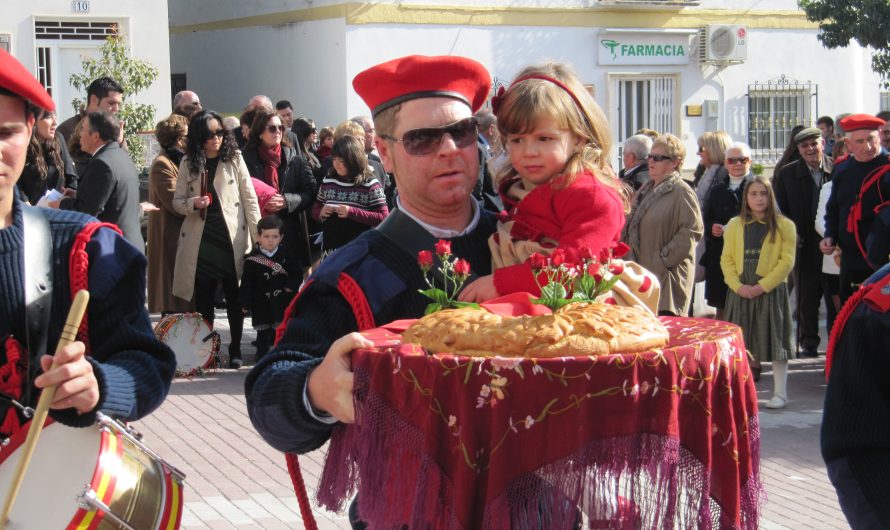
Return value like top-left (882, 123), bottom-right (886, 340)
top-left (318, 317), bottom-right (762, 529)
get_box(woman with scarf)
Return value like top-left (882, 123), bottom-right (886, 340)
top-left (242, 110), bottom-right (316, 271)
top-left (701, 142), bottom-right (754, 321)
top-left (148, 114), bottom-right (193, 314)
top-left (623, 134), bottom-right (704, 316)
top-left (173, 110), bottom-right (261, 368)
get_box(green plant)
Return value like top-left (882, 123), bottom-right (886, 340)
top-left (751, 163), bottom-right (764, 177)
top-left (417, 240), bottom-right (481, 315)
top-left (69, 29), bottom-right (159, 169)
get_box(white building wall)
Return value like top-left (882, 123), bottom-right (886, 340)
top-left (2, 0), bottom-right (172, 123)
top-left (168, 0), bottom-right (884, 168)
top-left (169, 18), bottom-right (348, 125)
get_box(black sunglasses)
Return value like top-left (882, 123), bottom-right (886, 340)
top-left (208, 129), bottom-right (225, 139)
top-left (381, 117), bottom-right (478, 156)
top-left (647, 154), bottom-right (674, 162)
top-left (726, 157), bottom-right (750, 165)
top-left (266, 124), bottom-right (286, 134)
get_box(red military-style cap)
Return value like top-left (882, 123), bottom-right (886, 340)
top-left (353, 55), bottom-right (491, 117)
top-left (839, 113), bottom-right (885, 132)
top-left (0, 49), bottom-right (55, 112)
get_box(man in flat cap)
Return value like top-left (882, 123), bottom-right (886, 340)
top-left (0, 50), bottom-right (174, 443)
top-left (245, 55), bottom-right (498, 525)
top-left (775, 127), bottom-right (833, 356)
top-left (822, 114), bottom-right (890, 302)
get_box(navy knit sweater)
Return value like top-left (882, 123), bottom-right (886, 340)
top-left (0, 196), bottom-right (175, 430)
top-left (245, 214), bottom-right (496, 454)
top-left (821, 263), bottom-right (890, 526)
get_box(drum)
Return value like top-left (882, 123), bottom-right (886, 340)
top-left (0, 413), bottom-right (185, 530)
top-left (154, 312), bottom-right (219, 376)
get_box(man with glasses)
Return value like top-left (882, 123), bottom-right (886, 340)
top-left (245, 55), bottom-right (497, 526)
top-left (775, 127), bottom-right (833, 357)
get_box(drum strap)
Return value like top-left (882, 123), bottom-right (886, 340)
top-left (21, 204), bottom-right (52, 407)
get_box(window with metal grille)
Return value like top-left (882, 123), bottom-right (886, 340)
top-left (35, 20), bottom-right (117, 41)
top-left (611, 75), bottom-right (677, 170)
top-left (36, 47), bottom-right (52, 96)
top-left (747, 75), bottom-right (818, 164)
top-left (881, 91), bottom-right (890, 112)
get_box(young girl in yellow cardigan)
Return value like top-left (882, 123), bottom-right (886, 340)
top-left (721, 176), bottom-right (797, 409)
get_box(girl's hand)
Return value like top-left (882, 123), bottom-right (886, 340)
top-left (335, 204), bottom-right (349, 218)
top-left (458, 275), bottom-right (498, 302)
top-left (737, 285), bottom-right (753, 299)
top-left (748, 284), bottom-right (765, 298)
top-left (711, 223), bottom-right (724, 237)
top-left (266, 194), bottom-right (286, 212)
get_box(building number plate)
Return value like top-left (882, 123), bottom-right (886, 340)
top-left (71, 0), bottom-right (90, 13)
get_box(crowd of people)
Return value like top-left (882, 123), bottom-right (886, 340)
top-left (6, 45), bottom-right (890, 527)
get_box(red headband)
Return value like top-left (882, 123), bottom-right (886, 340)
top-left (490, 74), bottom-right (585, 116)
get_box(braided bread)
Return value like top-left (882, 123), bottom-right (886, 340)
top-left (402, 302), bottom-right (668, 357)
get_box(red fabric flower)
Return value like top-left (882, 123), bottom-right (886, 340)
top-left (454, 259), bottom-right (471, 278)
top-left (550, 249), bottom-right (567, 267)
top-left (579, 246), bottom-right (596, 261)
top-left (435, 240), bottom-right (452, 256)
top-left (612, 242), bottom-right (630, 259)
top-left (529, 253), bottom-right (547, 272)
top-left (418, 250), bottom-right (433, 269)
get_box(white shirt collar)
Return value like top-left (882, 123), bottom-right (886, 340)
top-left (394, 196), bottom-right (480, 239)
top-left (260, 246), bottom-right (279, 257)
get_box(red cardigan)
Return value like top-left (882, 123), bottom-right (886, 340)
top-left (493, 171), bottom-right (625, 296)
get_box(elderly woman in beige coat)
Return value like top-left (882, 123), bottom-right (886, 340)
top-left (623, 134), bottom-right (703, 315)
top-left (173, 110), bottom-right (260, 368)
top-left (148, 114), bottom-right (193, 315)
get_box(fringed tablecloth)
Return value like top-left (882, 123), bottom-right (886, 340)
top-left (318, 317), bottom-right (763, 529)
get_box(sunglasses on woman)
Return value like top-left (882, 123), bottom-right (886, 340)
top-left (208, 129), bottom-right (225, 139)
top-left (266, 124), bottom-right (286, 134)
top-left (381, 117), bottom-right (478, 156)
top-left (726, 157), bottom-right (750, 165)
top-left (647, 154), bottom-right (674, 162)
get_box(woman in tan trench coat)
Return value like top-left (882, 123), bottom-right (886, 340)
top-left (623, 134), bottom-right (703, 316)
top-left (173, 110), bottom-right (260, 368)
top-left (147, 114), bottom-right (193, 314)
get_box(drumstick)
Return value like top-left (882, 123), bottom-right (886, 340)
top-left (0, 290), bottom-right (90, 529)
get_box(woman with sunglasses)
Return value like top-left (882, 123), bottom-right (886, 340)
top-left (701, 142), bottom-right (754, 321)
top-left (243, 110), bottom-right (316, 271)
top-left (623, 134), bottom-right (704, 316)
top-left (173, 110), bottom-right (261, 369)
top-left (311, 135), bottom-right (388, 256)
top-left (19, 107), bottom-right (78, 204)
top-left (293, 117), bottom-right (324, 182)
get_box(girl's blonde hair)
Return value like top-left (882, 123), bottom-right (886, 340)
top-left (494, 62), bottom-right (629, 212)
top-left (739, 175), bottom-right (783, 243)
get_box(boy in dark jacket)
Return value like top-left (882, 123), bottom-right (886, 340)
top-left (240, 216), bottom-right (300, 360)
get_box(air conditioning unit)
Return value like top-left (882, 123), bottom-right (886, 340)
top-left (699, 25), bottom-right (747, 63)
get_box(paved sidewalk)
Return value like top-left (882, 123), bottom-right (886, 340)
top-left (132, 313), bottom-right (850, 529)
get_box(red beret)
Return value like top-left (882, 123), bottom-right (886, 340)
top-left (353, 55), bottom-right (490, 117)
top-left (0, 49), bottom-right (54, 112)
top-left (839, 113), bottom-right (885, 132)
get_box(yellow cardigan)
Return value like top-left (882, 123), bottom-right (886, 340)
top-left (720, 215), bottom-right (797, 293)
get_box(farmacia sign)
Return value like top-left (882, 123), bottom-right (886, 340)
top-left (598, 32), bottom-right (692, 66)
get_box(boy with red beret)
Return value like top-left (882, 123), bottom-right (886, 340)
top-left (0, 49), bottom-right (174, 437)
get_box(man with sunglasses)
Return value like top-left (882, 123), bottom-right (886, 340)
top-left (774, 127), bottom-right (834, 357)
top-left (245, 55), bottom-right (498, 526)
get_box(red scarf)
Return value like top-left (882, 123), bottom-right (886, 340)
top-left (258, 143), bottom-right (282, 189)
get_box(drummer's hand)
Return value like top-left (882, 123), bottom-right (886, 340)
top-left (458, 274), bottom-right (498, 302)
top-left (34, 341), bottom-right (100, 414)
top-left (307, 332), bottom-right (373, 424)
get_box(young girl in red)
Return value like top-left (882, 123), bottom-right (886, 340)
top-left (460, 62), bottom-right (629, 302)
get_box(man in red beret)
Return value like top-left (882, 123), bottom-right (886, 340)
top-left (822, 113), bottom-right (890, 302)
top-left (245, 55), bottom-right (500, 527)
top-left (0, 49), bottom-right (174, 443)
